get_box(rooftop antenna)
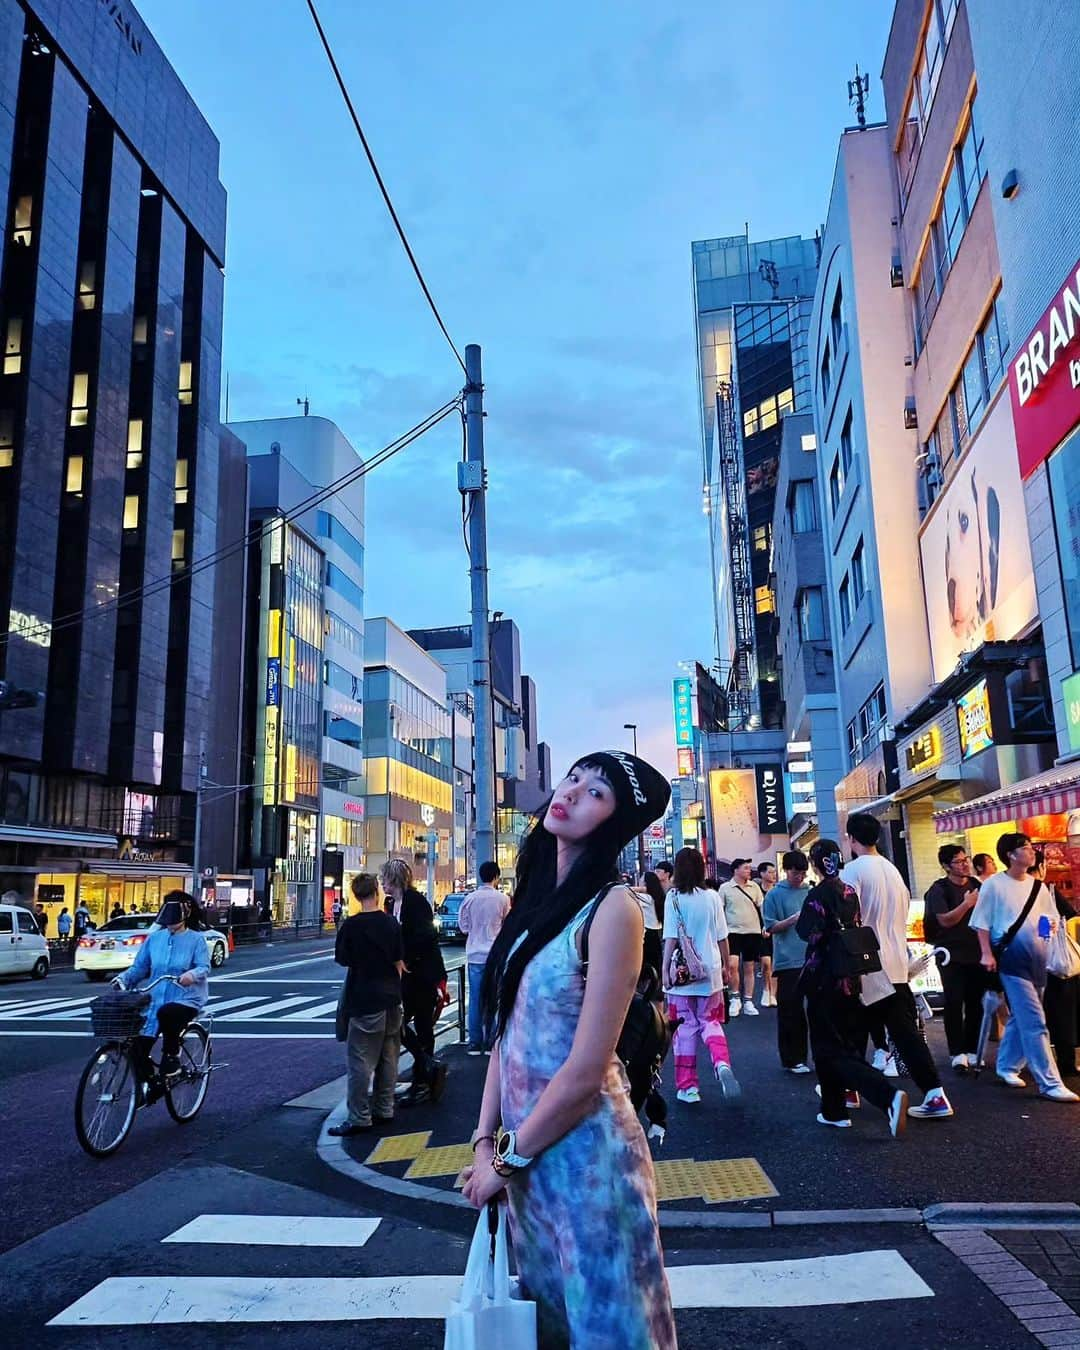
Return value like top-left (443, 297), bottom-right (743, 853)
top-left (297, 395), bottom-right (310, 416)
top-left (848, 63), bottom-right (870, 128)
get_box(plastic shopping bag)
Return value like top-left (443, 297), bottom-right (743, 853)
top-left (1047, 922), bottom-right (1080, 980)
top-left (444, 1200), bottom-right (537, 1350)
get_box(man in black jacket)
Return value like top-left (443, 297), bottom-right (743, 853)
top-left (923, 844), bottom-right (986, 1073)
top-left (381, 859), bottom-right (448, 1105)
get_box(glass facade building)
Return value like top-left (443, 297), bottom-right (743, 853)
top-left (0, 0), bottom-right (241, 925)
top-left (692, 233), bottom-right (819, 730)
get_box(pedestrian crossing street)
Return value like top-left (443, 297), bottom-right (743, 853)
top-left (0, 988), bottom-right (461, 1034)
top-left (49, 1210), bottom-right (935, 1326)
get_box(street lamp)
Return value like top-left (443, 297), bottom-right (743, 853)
top-left (623, 723), bottom-right (645, 878)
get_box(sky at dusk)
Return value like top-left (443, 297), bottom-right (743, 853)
top-left (139, 0), bottom-right (894, 782)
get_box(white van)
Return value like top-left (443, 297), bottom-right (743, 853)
top-left (0, 903), bottom-right (50, 979)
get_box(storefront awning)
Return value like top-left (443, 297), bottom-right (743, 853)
top-left (934, 761), bottom-right (1080, 833)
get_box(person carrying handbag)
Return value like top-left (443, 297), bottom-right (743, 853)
top-left (796, 839), bottom-right (908, 1136)
top-left (662, 847), bottom-right (739, 1105)
top-left (971, 833), bottom-right (1078, 1101)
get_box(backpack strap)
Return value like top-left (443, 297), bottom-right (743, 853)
top-left (579, 882), bottom-right (621, 976)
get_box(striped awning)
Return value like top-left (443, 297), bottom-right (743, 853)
top-left (934, 762), bottom-right (1080, 833)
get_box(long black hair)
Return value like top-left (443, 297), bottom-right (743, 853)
top-left (643, 871), bottom-right (666, 924)
top-left (481, 760), bottom-right (624, 1042)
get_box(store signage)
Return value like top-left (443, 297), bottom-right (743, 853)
top-left (265, 657), bottom-right (280, 708)
top-left (673, 678), bottom-right (694, 746)
top-left (755, 763), bottom-right (784, 833)
top-left (648, 823), bottom-right (665, 839)
top-left (677, 746), bottom-right (695, 777)
top-left (98, 0), bottom-right (144, 57)
top-left (957, 679), bottom-right (994, 759)
top-left (343, 799), bottom-right (365, 818)
top-left (1010, 258), bottom-right (1080, 478)
top-left (420, 803), bottom-right (436, 826)
top-left (905, 725), bottom-right (943, 775)
top-left (1063, 670), bottom-right (1080, 753)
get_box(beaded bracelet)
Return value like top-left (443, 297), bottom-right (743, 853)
top-left (471, 1133), bottom-right (496, 1151)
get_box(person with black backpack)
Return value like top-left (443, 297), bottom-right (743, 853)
top-left (797, 839), bottom-right (908, 1137)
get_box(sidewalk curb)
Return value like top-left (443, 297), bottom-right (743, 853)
top-left (925, 1203), bottom-right (1080, 1230)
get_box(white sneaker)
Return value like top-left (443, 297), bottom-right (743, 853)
top-left (951, 1053), bottom-right (970, 1073)
top-left (882, 1053), bottom-right (899, 1078)
top-left (816, 1113), bottom-right (852, 1128)
top-left (715, 1063), bottom-right (741, 1100)
top-left (728, 997), bottom-right (741, 1018)
top-left (788, 1063), bottom-right (812, 1074)
top-left (760, 990), bottom-right (774, 1008)
top-left (1040, 1085), bottom-right (1080, 1103)
top-left (998, 1071), bottom-right (1027, 1089)
top-left (677, 1087), bottom-right (701, 1104)
top-left (743, 1001), bottom-right (760, 1017)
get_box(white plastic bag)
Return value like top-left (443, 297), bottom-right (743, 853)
top-left (1047, 922), bottom-right (1080, 980)
top-left (444, 1201), bottom-right (537, 1350)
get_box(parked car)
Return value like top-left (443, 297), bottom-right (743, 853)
top-left (0, 903), bottom-right (49, 979)
top-left (74, 913), bottom-right (229, 981)
top-left (434, 893), bottom-right (468, 944)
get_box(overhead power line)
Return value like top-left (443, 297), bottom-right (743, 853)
top-left (305, 0), bottom-right (467, 378)
top-left (0, 398), bottom-right (461, 651)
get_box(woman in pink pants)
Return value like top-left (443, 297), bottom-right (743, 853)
top-left (662, 847), bottom-right (741, 1103)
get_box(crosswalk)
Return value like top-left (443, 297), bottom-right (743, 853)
top-left (0, 989), bottom-right (461, 1034)
top-left (48, 1211), bottom-right (935, 1326)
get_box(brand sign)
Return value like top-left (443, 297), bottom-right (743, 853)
top-left (905, 725), bottom-right (943, 775)
top-left (754, 763), bottom-right (784, 833)
top-left (676, 746), bottom-right (695, 777)
top-left (1063, 670), bottom-right (1080, 753)
top-left (420, 803), bottom-right (436, 826)
top-left (265, 657), bottom-right (280, 708)
top-left (98, 0), bottom-right (144, 56)
top-left (343, 799), bottom-right (365, 818)
top-left (673, 678), bottom-right (694, 746)
top-left (1009, 258), bottom-right (1080, 478)
top-left (957, 679), bottom-right (994, 759)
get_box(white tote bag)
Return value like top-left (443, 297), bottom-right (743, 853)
top-left (444, 1201), bottom-right (537, 1350)
top-left (1047, 922), bottom-right (1080, 980)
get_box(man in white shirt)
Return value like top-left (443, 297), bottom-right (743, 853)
top-left (842, 813), bottom-right (953, 1120)
top-left (719, 859), bottom-right (766, 1016)
top-left (458, 861), bottom-right (511, 1055)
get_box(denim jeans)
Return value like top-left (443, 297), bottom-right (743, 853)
top-left (467, 962), bottom-right (486, 1047)
top-left (998, 973), bottom-right (1067, 1094)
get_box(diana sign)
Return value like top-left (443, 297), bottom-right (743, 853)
top-left (754, 763), bottom-right (784, 833)
top-left (1010, 258), bottom-right (1080, 478)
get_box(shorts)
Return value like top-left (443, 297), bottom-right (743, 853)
top-left (729, 932), bottom-right (765, 962)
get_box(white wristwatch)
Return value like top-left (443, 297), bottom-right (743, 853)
top-left (494, 1129), bottom-right (533, 1173)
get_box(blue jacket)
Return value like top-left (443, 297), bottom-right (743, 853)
top-left (119, 927), bottom-right (209, 1038)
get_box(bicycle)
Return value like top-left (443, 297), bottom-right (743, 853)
top-left (74, 975), bottom-right (218, 1157)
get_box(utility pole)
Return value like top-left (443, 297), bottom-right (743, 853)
top-left (191, 733), bottom-right (207, 897)
top-left (461, 344), bottom-right (495, 869)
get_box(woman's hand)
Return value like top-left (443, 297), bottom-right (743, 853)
top-left (461, 1143), bottom-right (507, 1208)
top-left (178, 970), bottom-right (197, 988)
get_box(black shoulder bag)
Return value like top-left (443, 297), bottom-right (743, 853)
top-left (991, 880), bottom-right (1041, 966)
top-left (825, 892), bottom-right (883, 980)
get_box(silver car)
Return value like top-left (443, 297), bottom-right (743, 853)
top-left (75, 913), bottom-right (228, 981)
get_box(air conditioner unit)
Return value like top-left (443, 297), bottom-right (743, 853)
top-left (903, 398), bottom-right (918, 430)
top-left (890, 254), bottom-right (904, 287)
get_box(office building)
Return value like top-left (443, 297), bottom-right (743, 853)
top-left (235, 415), bottom-right (367, 922)
top-left (0, 0), bottom-right (241, 922)
top-left (692, 231), bottom-right (819, 731)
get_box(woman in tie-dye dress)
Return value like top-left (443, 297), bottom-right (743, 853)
top-left (462, 751), bottom-right (676, 1349)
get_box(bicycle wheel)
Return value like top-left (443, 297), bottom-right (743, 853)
top-left (75, 1044), bottom-right (138, 1157)
top-left (165, 1023), bottom-right (210, 1123)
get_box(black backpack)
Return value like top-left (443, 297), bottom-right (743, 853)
top-left (581, 886), bottom-right (675, 1111)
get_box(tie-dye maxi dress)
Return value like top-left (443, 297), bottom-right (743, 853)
top-left (498, 902), bottom-right (677, 1349)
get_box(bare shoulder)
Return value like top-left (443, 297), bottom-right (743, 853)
top-left (595, 885), bottom-right (644, 931)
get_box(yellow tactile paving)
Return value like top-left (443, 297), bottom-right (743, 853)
top-left (405, 1143), bottom-right (476, 1179)
top-left (364, 1131), bottom-right (431, 1165)
top-left (652, 1159), bottom-right (702, 1201)
top-left (697, 1157), bottom-right (777, 1204)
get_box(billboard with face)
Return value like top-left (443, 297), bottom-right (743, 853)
top-left (919, 397), bottom-right (1038, 682)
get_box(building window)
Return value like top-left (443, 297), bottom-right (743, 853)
top-left (840, 407), bottom-right (854, 474)
top-left (70, 373), bottom-right (90, 427)
top-left (847, 719), bottom-right (859, 762)
top-left (4, 317), bottom-right (23, 375)
top-left (871, 683), bottom-right (887, 726)
top-left (789, 479), bottom-right (818, 533)
top-left (830, 283), bottom-right (844, 350)
top-left (133, 315), bottom-right (149, 344)
top-left (12, 195), bottom-right (32, 247)
top-left (797, 587), bottom-right (826, 642)
top-left (326, 561), bottom-right (364, 614)
top-left (316, 511), bottom-right (365, 570)
top-left (126, 419), bottom-right (143, 469)
top-left (820, 346), bottom-right (831, 403)
top-left (123, 494), bottom-right (139, 530)
top-left (851, 538), bottom-right (866, 607)
top-left (178, 361), bottom-right (193, 405)
top-left (174, 457), bottom-right (189, 504)
top-left (171, 528), bottom-right (186, 567)
top-left (829, 456), bottom-right (844, 515)
top-left (65, 455), bottom-right (84, 494)
top-left (839, 575), bottom-right (852, 631)
top-left (754, 585), bottom-right (775, 615)
top-left (0, 410), bottom-right (13, 468)
top-left (77, 261), bottom-right (96, 312)
top-left (752, 523), bottom-right (770, 552)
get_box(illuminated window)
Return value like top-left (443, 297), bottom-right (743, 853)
top-left (70, 372), bottom-right (90, 427)
top-left (752, 524), bottom-right (770, 552)
top-left (126, 419), bottom-right (143, 469)
top-left (12, 195), bottom-right (32, 246)
top-left (174, 457), bottom-right (188, 504)
top-left (123, 494), bottom-right (139, 529)
top-left (754, 585), bottom-right (775, 615)
top-left (778, 386), bottom-right (794, 416)
top-left (178, 361), bottom-right (193, 405)
top-left (77, 261), bottom-right (96, 312)
top-left (66, 456), bottom-right (84, 494)
top-left (4, 318), bottom-right (23, 374)
top-left (171, 528), bottom-right (185, 565)
top-left (0, 410), bottom-right (13, 468)
top-left (743, 406), bottom-right (759, 436)
top-left (759, 395), bottom-right (778, 431)
top-left (133, 316), bottom-right (148, 344)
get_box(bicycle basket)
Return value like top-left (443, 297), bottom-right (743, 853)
top-left (89, 990), bottom-right (151, 1039)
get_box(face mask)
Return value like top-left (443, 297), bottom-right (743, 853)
top-left (158, 901), bottom-right (186, 927)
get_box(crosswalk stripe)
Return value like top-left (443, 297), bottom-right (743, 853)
top-left (0, 996), bottom-right (92, 1019)
top-left (278, 1000), bottom-right (340, 1021)
top-left (215, 995), bottom-right (322, 1021)
top-left (48, 1250), bottom-right (933, 1324)
top-left (162, 1215), bottom-right (381, 1247)
top-left (204, 995), bottom-right (270, 1015)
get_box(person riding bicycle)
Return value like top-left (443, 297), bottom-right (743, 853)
top-left (115, 890), bottom-right (209, 1089)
